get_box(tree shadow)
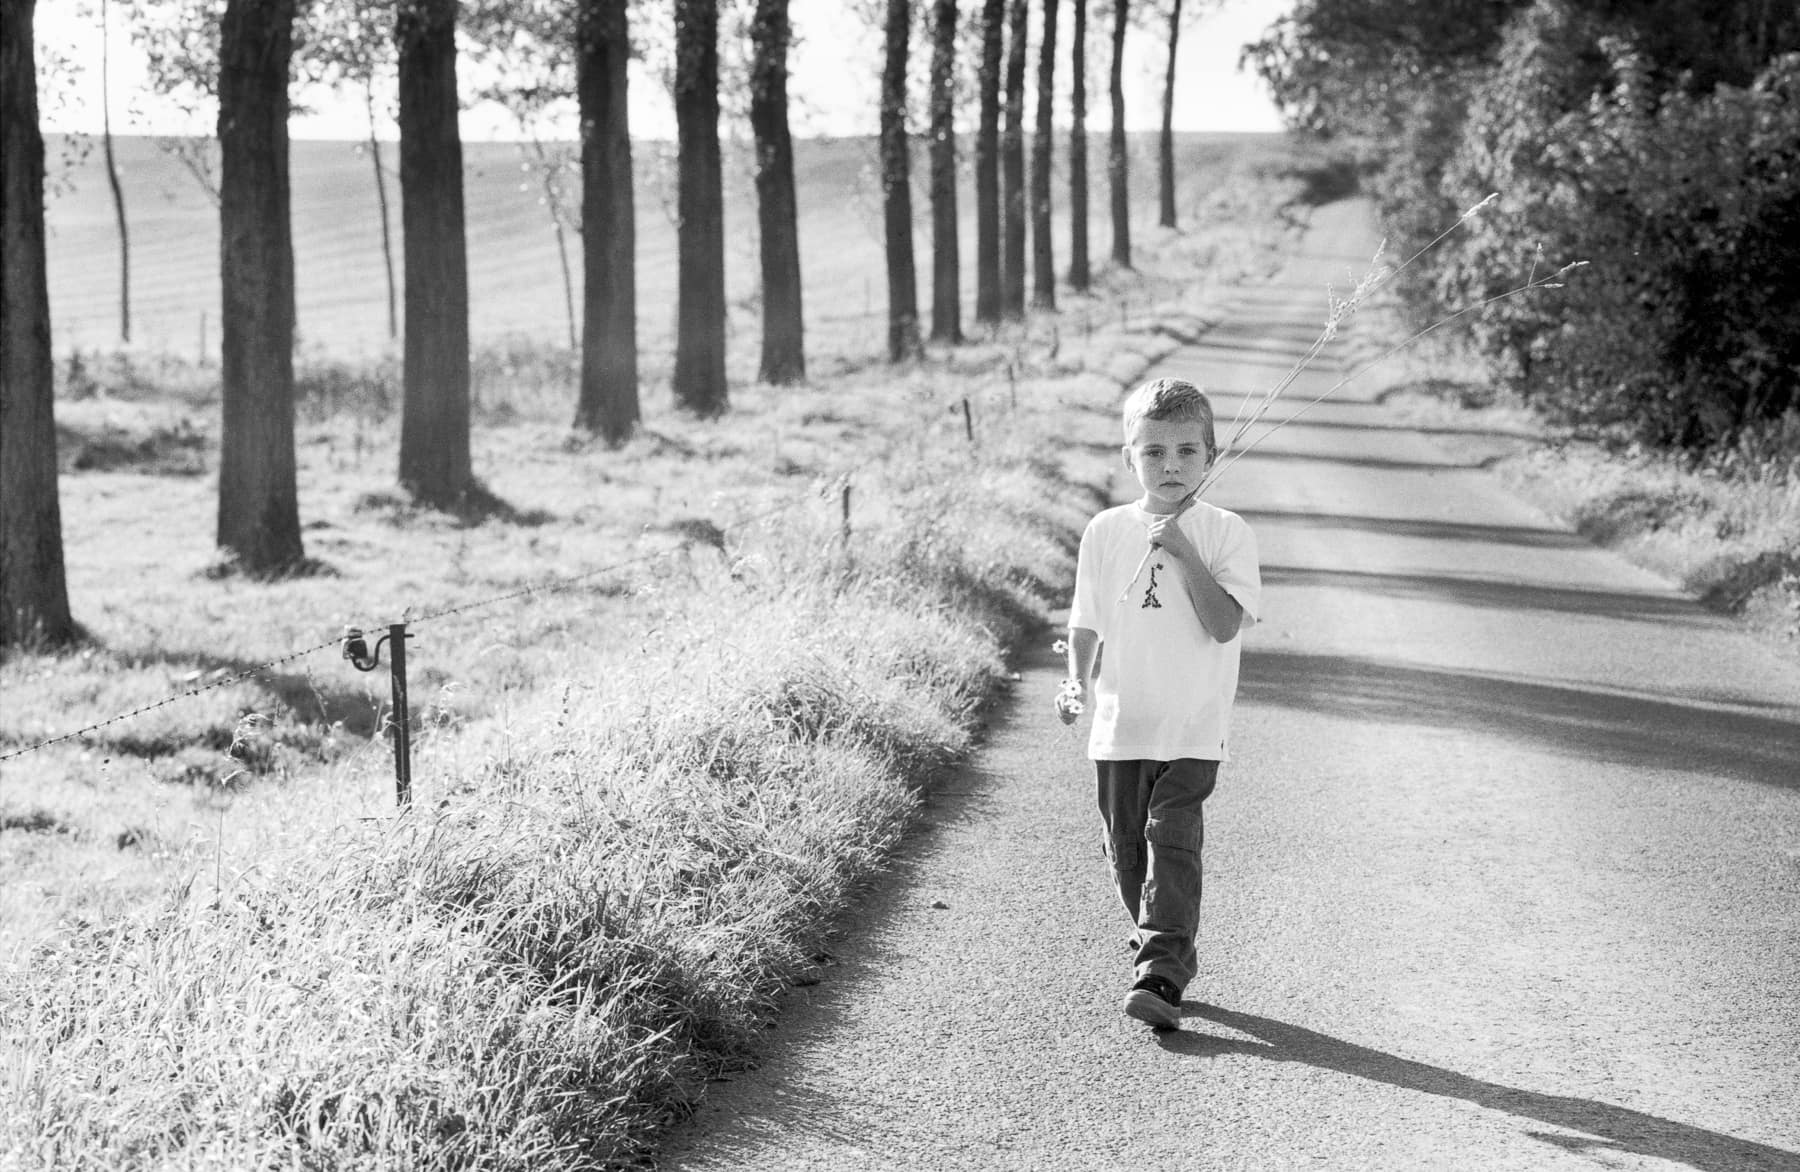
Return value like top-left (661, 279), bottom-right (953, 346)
top-left (55, 643), bottom-right (390, 758)
top-left (1185, 319), bottom-right (1339, 355)
top-left (1244, 510), bottom-right (1590, 550)
top-left (1258, 564), bottom-right (1708, 623)
top-left (1162, 1005), bottom-right (1799, 1172)
top-left (1240, 648), bottom-right (1800, 789)
top-left (1281, 157), bottom-right (1361, 208)
top-left (1232, 414), bottom-right (1540, 442)
top-left (200, 553), bottom-right (339, 583)
top-left (1234, 447), bottom-right (1507, 472)
top-left (358, 481), bottom-right (554, 528)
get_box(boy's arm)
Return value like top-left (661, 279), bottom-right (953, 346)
top-left (1056, 626), bottom-right (1100, 724)
top-left (1144, 514), bottom-right (1243, 643)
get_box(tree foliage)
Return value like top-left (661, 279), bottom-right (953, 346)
top-left (1251, 0), bottom-right (1800, 454)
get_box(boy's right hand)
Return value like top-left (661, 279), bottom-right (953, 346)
top-left (1054, 679), bottom-right (1085, 725)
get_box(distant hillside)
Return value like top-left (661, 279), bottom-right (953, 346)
top-left (42, 131), bottom-right (1281, 361)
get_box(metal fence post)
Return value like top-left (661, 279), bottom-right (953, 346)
top-left (342, 623), bottom-right (413, 810)
top-left (387, 622), bottom-right (412, 809)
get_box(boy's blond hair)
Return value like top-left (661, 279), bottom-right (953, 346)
top-left (1122, 377), bottom-right (1217, 454)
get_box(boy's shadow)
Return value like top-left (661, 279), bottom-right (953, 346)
top-left (1162, 1004), bottom-right (1797, 1172)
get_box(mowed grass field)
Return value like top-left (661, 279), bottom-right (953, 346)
top-left (5, 131), bottom-right (1312, 1168)
top-left (45, 131), bottom-right (1287, 363)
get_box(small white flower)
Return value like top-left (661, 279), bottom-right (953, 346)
top-left (1056, 677), bottom-right (1085, 716)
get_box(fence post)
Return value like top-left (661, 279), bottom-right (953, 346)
top-left (840, 481), bottom-right (852, 546)
top-left (342, 624), bottom-right (413, 811)
top-left (387, 622), bottom-right (412, 809)
top-left (962, 397), bottom-right (974, 445)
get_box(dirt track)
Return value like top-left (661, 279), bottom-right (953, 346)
top-left (653, 201), bottom-right (1800, 1172)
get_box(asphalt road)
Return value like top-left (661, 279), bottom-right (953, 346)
top-left (653, 201), bottom-right (1800, 1172)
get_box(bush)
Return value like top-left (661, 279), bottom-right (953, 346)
top-left (1429, 2), bottom-right (1800, 452)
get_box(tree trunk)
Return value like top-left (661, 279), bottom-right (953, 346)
top-left (1001, 0), bottom-right (1028, 318)
top-left (1108, 0), bottom-right (1131, 268)
top-left (1067, 0), bottom-right (1090, 290)
top-left (217, 0), bottom-right (304, 573)
top-left (397, 0), bottom-right (473, 504)
top-left (880, 0), bottom-right (922, 362)
top-left (1030, 0), bottom-right (1057, 309)
top-left (575, 0), bottom-right (639, 440)
top-left (927, 0), bottom-right (961, 344)
top-left (101, 0), bottom-right (129, 343)
top-left (366, 84), bottom-right (397, 341)
top-left (974, 0), bottom-right (1005, 325)
top-left (672, 0), bottom-right (727, 415)
top-left (749, 0), bottom-right (806, 383)
top-left (1158, 0), bottom-right (1181, 229)
top-left (1, 0), bottom-right (75, 646)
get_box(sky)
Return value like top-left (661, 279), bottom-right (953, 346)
top-left (34, 0), bottom-right (1290, 142)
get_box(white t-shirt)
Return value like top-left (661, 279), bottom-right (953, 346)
top-left (1069, 500), bottom-right (1261, 762)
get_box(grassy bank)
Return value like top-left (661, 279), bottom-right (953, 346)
top-left (4, 458), bottom-right (1081, 1168)
top-left (2, 135), bottom-right (1320, 1168)
top-left (3, 342), bottom-right (1104, 1170)
top-left (1357, 327), bottom-right (1800, 659)
top-left (1502, 433), bottom-right (1799, 654)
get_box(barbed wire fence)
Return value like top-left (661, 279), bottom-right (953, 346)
top-left (0, 369), bottom-right (1046, 807)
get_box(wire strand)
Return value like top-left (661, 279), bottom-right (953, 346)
top-left (0, 339), bottom-right (1073, 765)
top-left (0, 473), bottom-right (853, 765)
top-left (0, 636), bottom-right (344, 762)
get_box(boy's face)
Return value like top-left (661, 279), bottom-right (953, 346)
top-left (1123, 416), bottom-right (1213, 514)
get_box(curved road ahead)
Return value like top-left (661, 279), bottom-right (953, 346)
top-left (655, 201), bottom-right (1800, 1171)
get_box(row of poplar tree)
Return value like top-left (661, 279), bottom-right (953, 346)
top-left (1, 0), bottom-right (1196, 648)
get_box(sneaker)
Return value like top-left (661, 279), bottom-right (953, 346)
top-left (1123, 974), bottom-right (1182, 1030)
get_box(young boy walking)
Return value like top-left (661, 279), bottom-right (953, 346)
top-left (1056, 377), bottom-right (1261, 1030)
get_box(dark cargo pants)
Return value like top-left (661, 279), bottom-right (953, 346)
top-left (1096, 757), bottom-right (1219, 992)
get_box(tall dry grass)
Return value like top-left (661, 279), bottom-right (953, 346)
top-left (2, 377), bottom-right (1099, 1170)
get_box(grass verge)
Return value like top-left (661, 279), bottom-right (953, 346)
top-left (3, 368), bottom-right (1103, 1170)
